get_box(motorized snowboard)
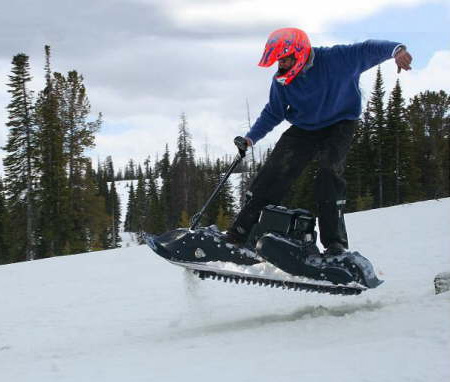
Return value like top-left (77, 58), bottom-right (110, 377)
top-left (146, 205), bottom-right (383, 296)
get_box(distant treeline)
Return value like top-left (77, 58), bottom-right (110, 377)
top-left (1, 49), bottom-right (448, 265)
top-left (120, 113), bottom-right (239, 244)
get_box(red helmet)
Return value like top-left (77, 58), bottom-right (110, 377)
top-left (258, 28), bottom-right (311, 85)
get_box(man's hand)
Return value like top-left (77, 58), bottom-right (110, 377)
top-left (395, 48), bottom-right (412, 73)
top-left (234, 136), bottom-right (252, 157)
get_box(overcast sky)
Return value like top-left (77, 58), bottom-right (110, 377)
top-left (0, 0), bottom-right (449, 172)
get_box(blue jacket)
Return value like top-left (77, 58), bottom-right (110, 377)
top-left (246, 40), bottom-right (402, 144)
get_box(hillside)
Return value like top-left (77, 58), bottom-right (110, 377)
top-left (1, 199), bottom-right (449, 382)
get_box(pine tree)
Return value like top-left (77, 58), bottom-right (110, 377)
top-left (134, 174), bottom-right (148, 241)
top-left (82, 161), bottom-right (109, 251)
top-left (67, 165), bottom-right (90, 253)
top-left (346, 111), bottom-right (378, 212)
top-left (97, 166), bottom-right (113, 249)
top-left (107, 180), bottom-right (121, 247)
top-left (96, 161), bottom-right (104, 189)
top-left (202, 159), bottom-right (235, 227)
top-left (105, 156), bottom-right (115, 182)
top-left (144, 156), bottom-right (152, 179)
top-left (385, 80), bottom-right (420, 204)
top-left (346, 120), bottom-right (364, 211)
top-left (53, 69), bottom-right (102, 251)
top-left (145, 167), bottom-right (166, 234)
top-left (216, 160), bottom-right (235, 226)
top-left (367, 66), bottom-right (386, 207)
top-left (157, 144), bottom-right (172, 229)
top-left (34, 46), bottom-right (70, 257)
top-left (136, 164), bottom-right (143, 179)
top-left (53, 70), bottom-right (101, 186)
top-left (170, 113), bottom-right (196, 227)
top-left (2, 53), bottom-right (38, 261)
top-left (408, 91), bottom-right (450, 199)
top-left (125, 159), bottom-right (136, 180)
top-left (124, 183), bottom-right (136, 232)
top-left (359, 107), bottom-right (377, 208)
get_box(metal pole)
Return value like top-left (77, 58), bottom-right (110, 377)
top-left (190, 153), bottom-right (243, 230)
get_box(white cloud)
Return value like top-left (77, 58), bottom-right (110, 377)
top-left (173, 0), bottom-right (430, 32)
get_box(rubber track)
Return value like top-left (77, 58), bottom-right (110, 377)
top-left (192, 268), bottom-right (365, 296)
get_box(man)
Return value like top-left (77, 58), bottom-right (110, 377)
top-left (227, 28), bottom-right (412, 254)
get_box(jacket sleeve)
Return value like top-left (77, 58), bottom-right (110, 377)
top-left (336, 40), bottom-right (403, 75)
top-left (246, 80), bottom-right (287, 144)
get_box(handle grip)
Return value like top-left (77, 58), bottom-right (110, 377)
top-left (234, 136), bottom-right (249, 158)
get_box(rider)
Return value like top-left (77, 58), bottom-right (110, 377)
top-left (227, 28), bottom-right (412, 254)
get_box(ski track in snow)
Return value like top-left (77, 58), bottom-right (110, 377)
top-left (0, 198), bottom-right (449, 382)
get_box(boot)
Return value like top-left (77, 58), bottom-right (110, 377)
top-left (323, 241), bottom-right (346, 256)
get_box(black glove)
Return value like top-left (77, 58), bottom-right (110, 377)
top-left (234, 136), bottom-right (249, 158)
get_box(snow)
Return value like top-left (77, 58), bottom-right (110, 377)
top-left (1, 198), bottom-right (449, 382)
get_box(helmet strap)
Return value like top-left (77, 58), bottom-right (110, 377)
top-left (275, 48), bottom-right (314, 85)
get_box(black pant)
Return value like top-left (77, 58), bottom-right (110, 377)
top-left (231, 120), bottom-right (356, 248)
